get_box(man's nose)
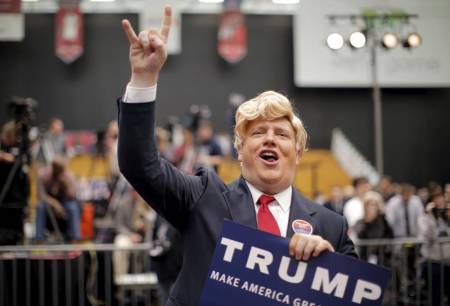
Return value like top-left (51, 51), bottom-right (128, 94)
top-left (263, 130), bottom-right (275, 144)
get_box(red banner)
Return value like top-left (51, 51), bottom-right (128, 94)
top-left (55, 7), bottom-right (84, 64)
top-left (218, 10), bottom-right (247, 64)
top-left (0, 0), bottom-right (20, 13)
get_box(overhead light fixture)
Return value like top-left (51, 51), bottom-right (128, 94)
top-left (272, 0), bottom-right (300, 4)
top-left (349, 31), bottom-right (366, 49)
top-left (89, 0), bottom-right (115, 2)
top-left (22, 0), bottom-right (39, 2)
top-left (198, 0), bottom-right (224, 3)
top-left (404, 32), bottom-right (422, 48)
top-left (326, 33), bottom-right (344, 50)
top-left (382, 32), bottom-right (398, 49)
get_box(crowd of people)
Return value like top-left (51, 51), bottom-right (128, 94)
top-left (321, 176), bottom-right (450, 304)
top-left (320, 176), bottom-right (450, 259)
top-left (0, 111), bottom-right (227, 304)
top-left (1, 111), bottom-right (449, 305)
top-left (2, 111), bottom-right (448, 304)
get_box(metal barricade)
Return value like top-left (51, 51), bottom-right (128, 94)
top-left (1, 238), bottom-right (449, 306)
top-left (354, 237), bottom-right (450, 306)
top-left (0, 243), bottom-right (158, 306)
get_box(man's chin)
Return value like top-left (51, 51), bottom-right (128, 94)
top-left (259, 176), bottom-right (288, 190)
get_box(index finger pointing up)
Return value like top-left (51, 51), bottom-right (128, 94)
top-left (160, 6), bottom-right (172, 43)
top-left (122, 19), bottom-right (139, 45)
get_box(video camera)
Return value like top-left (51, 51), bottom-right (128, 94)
top-left (0, 97), bottom-right (38, 244)
top-left (0, 96), bottom-right (37, 209)
top-left (7, 96), bottom-right (37, 125)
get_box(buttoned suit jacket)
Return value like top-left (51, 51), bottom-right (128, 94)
top-left (118, 101), bottom-right (356, 306)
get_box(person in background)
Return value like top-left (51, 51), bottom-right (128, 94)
top-left (35, 156), bottom-right (81, 243)
top-left (353, 191), bottom-right (393, 263)
top-left (113, 188), bottom-right (151, 281)
top-left (323, 185), bottom-right (347, 215)
top-left (0, 121), bottom-right (18, 164)
top-left (104, 120), bottom-right (120, 179)
top-left (343, 177), bottom-right (371, 229)
top-left (386, 183), bottom-right (425, 294)
top-left (445, 183), bottom-right (450, 204)
top-left (418, 192), bottom-right (450, 306)
top-left (35, 117), bottom-right (65, 165)
top-left (377, 175), bottom-right (396, 202)
top-left (419, 192), bottom-right (450, 259)
top-left (417, 187), bottom-right (430, 206)
top-left (150, 215), bottom-right (182, 305)
top-left (194, 120), bottom-right (223, 172)
top-left (171, 127), bottom-right (196, 174)
top-left (0, 121), bottom-right (29, 245)
top-left (385, 183), bottom-right (424, 238)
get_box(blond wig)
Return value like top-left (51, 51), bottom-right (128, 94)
top-left (233, 91), bottom-right (307, 155)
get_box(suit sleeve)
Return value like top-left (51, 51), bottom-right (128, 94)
top-left (117, 100), bottom-right (204, 229)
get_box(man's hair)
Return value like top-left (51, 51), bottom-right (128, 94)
top-left (233, 91), bottom-right (307, 155)
top-left (400, 183), bottom-right (415, 195)
top-left (352, 177), bottom-right (369, 188)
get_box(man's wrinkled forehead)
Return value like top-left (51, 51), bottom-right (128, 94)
top-left (244, 115), bottom-right (292, 128)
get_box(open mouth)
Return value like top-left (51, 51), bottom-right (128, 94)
top-left (259, 150), bottom-right (279, 164)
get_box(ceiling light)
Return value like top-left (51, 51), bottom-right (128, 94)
top-left (349, 31), bottom-right (366, 49)
top-left (272, 0), bottom-right (300, 4)
top-left (198, 0), bottom-right (224, 3)
top-left (326, 33), bottom-right (344, 50)
top-left (404, 32), bottom-right (422, 48)
top-left (382, 32), bottom-right (398, 49)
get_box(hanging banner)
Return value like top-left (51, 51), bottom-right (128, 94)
top-left (218, 0), bottom-right (247, 64)
top-left (0, 0), bottom-right (20, 12)
top-left (199, 220), bottom-right (391, 306)
top-left (0, 0), bottom-right (23, 41)
top-left (55, 5), bottom-right (84, 64)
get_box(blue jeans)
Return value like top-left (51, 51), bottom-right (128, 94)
top-left (35, 200), bottom-right (81, 241)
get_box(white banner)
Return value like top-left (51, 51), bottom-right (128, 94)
top-left (0, 13), bottom-right (24, 41)
top-left (294, 0), bottom-right (450, 87)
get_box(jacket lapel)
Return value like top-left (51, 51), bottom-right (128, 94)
top-left (286, 189), bottom-right (318, 238)
top-left (223, 177), bottom-right (258, 229)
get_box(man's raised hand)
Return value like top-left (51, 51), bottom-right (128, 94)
top-left (121, 6), bottom-right (172, 87)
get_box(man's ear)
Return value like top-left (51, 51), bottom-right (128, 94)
top-left (295, 144), bottom-right (302, 165)
top-left (237, 149), bottom-right (243, 162)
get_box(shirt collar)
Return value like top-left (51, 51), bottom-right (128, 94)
top-left (245, 180), bottom-right (292, 213)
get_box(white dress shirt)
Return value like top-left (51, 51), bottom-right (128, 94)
top-left (246, 181), bottom-right (292, 237)
top-left (123, 84), bottom-right (157, 103)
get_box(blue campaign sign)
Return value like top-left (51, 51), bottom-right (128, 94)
top-left (199, 220), bottom-right (390, 306)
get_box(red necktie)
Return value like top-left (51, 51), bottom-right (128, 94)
top-left (257, 195), bottom-right (281, 236)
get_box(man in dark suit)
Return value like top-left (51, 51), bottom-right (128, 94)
top-left (118, 7), bottom-right (356, 306)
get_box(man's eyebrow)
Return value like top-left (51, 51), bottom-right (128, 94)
top-left (275, 126), bottom-right (292, 132)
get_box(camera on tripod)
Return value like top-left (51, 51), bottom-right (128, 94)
top-left (7, 96), bottom-right (37, 143)
top-left (0, 96), bottom-right (38, 244)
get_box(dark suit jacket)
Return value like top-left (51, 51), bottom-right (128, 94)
top-left (118, 101), bottom-right (356, 306)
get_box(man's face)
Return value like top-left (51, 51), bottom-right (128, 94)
top-left (197, 125), bottom-right (212, 141)
top-left (50, 120), bottom-right (63, 135)
top-left (356, 181), bottom-right (371, 197)
top-left (238, 117), bottom-right (300, 194)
